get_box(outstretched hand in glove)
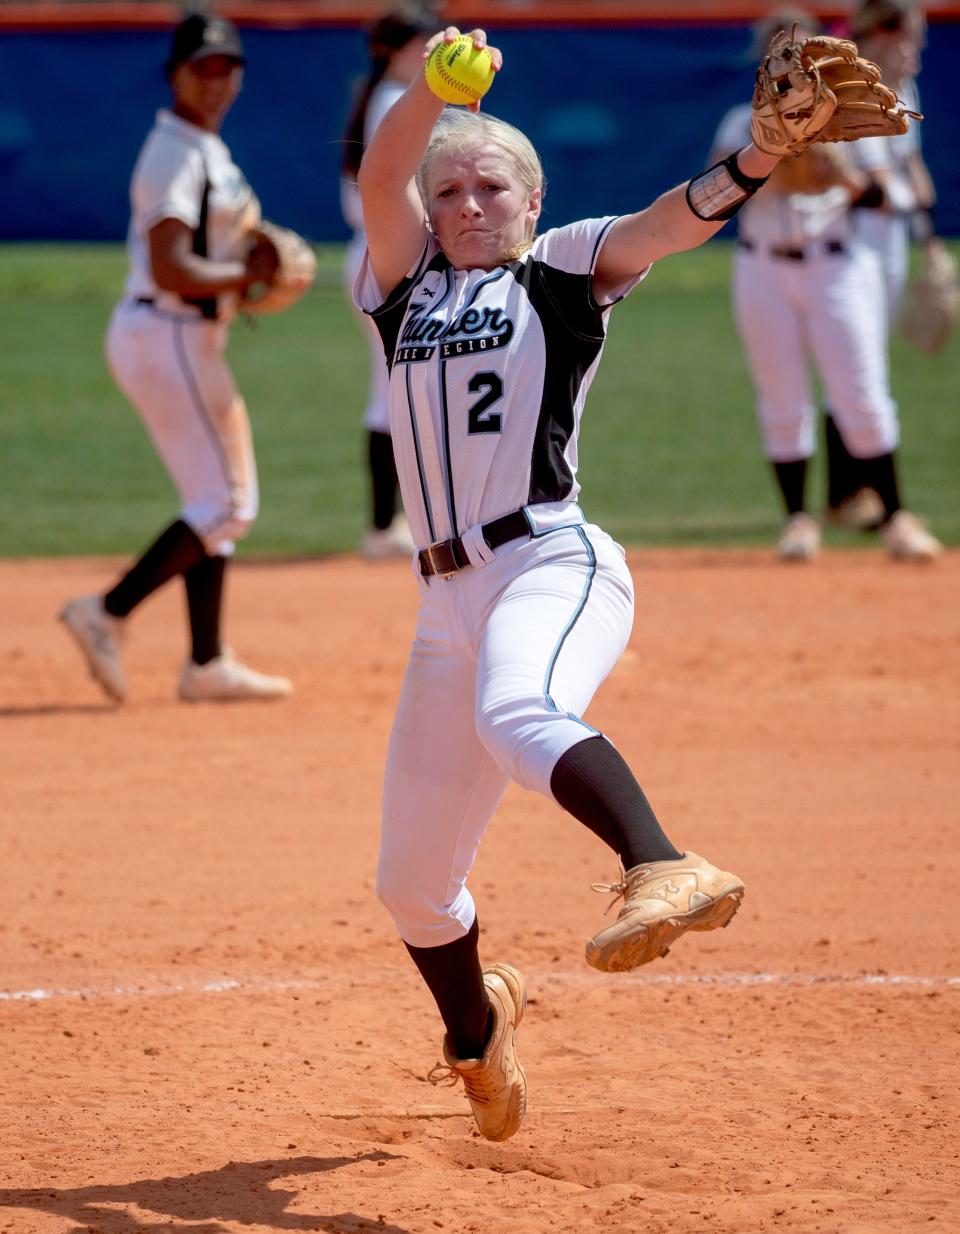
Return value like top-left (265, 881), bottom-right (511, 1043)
top-left (751, 27), bottom-right (922, 158)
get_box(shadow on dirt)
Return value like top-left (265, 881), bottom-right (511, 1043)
top-left (0, 1152), bottom-right (411, 1233)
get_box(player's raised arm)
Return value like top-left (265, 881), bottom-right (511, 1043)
top-left (593, 144), bottom-right (780, 300)
top-left (358, 27), bottom-right (502, 298)
top-left (595, 25), bottom-right (921, 300)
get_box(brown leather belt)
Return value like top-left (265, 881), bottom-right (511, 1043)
top-left (738, 238), bottom-right (846, 261)
top-left (418, 509), bottom-right (531, 578)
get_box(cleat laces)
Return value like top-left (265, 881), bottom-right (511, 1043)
top-left (591, 862), bottom-right (652, 915)
top-left (427, 1061), bottom-right (502, 1105)
top-left (427, 1063), bottom-right (459, 1088)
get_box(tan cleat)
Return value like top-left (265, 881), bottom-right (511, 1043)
top-left (585, 852), bottom-right (745, 973)
top-left (59, 594), bottom-right (128, 702)
top-left (428, 963), bottom-right (527, 1142)
top-left (776, 512), bottom-right (821, 562)
top-left (882, 510), bottom-right (943, 561)
top-left (178, 650), bottom-right (292, 703)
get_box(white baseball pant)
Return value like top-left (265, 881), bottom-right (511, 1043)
top-left (733, 243), bottom-right (900, 461)
top-left (376, 517), bottom-right (634, 948)
top-left (106, 301), bottom-right (258, 556)
top-left (854, 211), bottom-right (911, 332)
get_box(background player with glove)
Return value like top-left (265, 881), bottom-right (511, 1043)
top-left (60, 14), bottom-right (313, 703)
top-left (353, 20), bottom-right (918, 1145)
top-left (711, 9), bottom-right (941, 561)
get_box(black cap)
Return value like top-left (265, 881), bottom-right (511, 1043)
top-left (367, 5), bottom-right (443, 60)
top-left (165, 14), bottom-right (245, 77)
top-left (850, 0), bottom-right (920, 40)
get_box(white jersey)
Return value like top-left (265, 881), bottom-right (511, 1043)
top-left (355, 217), bottom-right (645, 548)
top-left (123, 109), bottom-right (259, 321)
top-left (340, 79), bottom-right (408, 235)
top-left (849, 81), bottom-right (922, 324)
top-left (710, 104), bottom-right (852, 246)
top-left (848, 80), bottom-right (921, 213)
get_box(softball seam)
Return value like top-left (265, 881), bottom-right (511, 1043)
top-left (428, 48), bottom-right (487, 102)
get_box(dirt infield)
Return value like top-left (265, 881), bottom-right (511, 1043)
top-left (2, 550), bottom-right (959, 1234)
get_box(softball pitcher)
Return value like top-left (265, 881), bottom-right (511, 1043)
top-left (351, 24), bottom-right (835, 1142)
top-left (60, 14), bottom-right (292, 703)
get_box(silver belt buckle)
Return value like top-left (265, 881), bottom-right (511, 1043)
top-left (424, 541), bottom-right (457, 580)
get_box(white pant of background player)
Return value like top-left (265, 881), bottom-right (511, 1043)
top-left (733, 241), bottom-right (899, 462)
top-left (105, 299), bottom-right (258, 556)
top-left (376, 506), bottom-right (633, 947)
top-left (344, 233), bottom-right (392, 435)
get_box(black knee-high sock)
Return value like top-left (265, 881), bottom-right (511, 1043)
top-left (550, 736), bottom-right (682, 870)
top-left (184, 553), bottom-right (226, 665)
top-left (824, 413), bottom-right (864, 509)
top-left (404, 917), bottom-right (491, 1061)
top-left (771, 459), bottom-right (808, 517)
top-left (858, 452), bottom-right (902, 522)
top-left (103, 520), bottom-right (207, 619)
top-left (368, 430), bottom-right (400, 531)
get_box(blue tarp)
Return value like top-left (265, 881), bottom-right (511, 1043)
top-left (1, 23), bottom-right (956, 240)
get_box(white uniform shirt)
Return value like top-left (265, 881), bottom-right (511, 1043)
top-left (710, 104), bottom-right (852, 246)
top-left (355, 217), bottom-right (645, 547)
top-left (123, 109), bottom-right (259, 320)
top-left (848, 80), bottom-right (921, 213)
top-left (340, 79), bottom-right (408, 235)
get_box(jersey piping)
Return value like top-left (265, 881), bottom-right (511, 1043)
top-left (172, 320), bottom-right (232, 480)
top-left (543, 525), bottom-right (599, 718)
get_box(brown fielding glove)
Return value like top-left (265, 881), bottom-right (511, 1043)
top-left (900, 244), bottom-right (960, 355)
top-left (751, 27), bottom-right (922, 158)
top-left (242, 221), bottom-right (317, 316)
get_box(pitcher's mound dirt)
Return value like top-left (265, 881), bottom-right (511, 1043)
top-left (2, 550), bottom-right (958, 1234)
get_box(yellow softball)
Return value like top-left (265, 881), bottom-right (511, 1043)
top-left (424, 35), bottom-right (495, 106)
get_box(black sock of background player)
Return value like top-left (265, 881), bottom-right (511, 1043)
top-left (184, 553), bottom-right (226, 666)
top-left (368, 430), bottom-right (400, 531)
top-left (859, 452), bottom-right (902, 522)
top-left (772, 458), bottom-right (808, 516)
top-left (404, 917), bottom-right (492, 1061)
top-left (103, 519), bottom-right (206, 619)
top-left (550, 736), bottom-right (682, 870)
top-left (824, 413), bottom-right (864, 509)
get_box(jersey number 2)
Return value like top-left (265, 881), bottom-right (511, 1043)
top-left (467, 371), bottom-right (503, 435)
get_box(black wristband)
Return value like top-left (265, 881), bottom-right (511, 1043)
top-left (853, 180), bottom-right (886, 210)
top-left (726, 150), bottom-right (771, 192)
top-left (686, 150), bottom-right (771, 223)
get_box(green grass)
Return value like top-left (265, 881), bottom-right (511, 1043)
top-left (0, 240), bottom-right (956, 557)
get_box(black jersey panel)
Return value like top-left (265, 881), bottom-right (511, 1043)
top-left (510, 258), bottom-right (606, 505)
top-left (370, 249), bottom-right (448, 374)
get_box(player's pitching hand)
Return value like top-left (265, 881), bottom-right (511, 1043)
top-left (423, 27), bottom-right (502, 113)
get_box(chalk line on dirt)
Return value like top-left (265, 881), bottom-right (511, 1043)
top-left (2, 970), bottom-right (958, 1003)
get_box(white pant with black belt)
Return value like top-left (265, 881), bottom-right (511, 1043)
top-left (733, 239), bottom-right (900, 461)
top-left (376, 511), bottom-right (634, 948)
top-left (105, 300), bottom-right (258, 556)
